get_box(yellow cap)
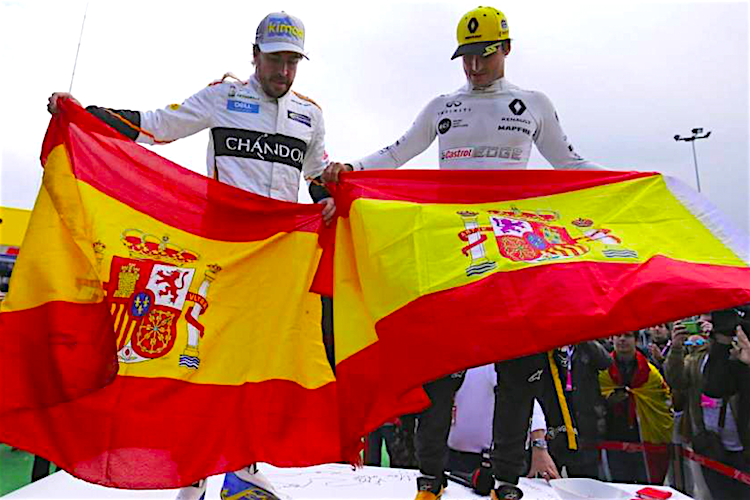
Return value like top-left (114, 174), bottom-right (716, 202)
top-left (451, 6), bottom-right (510, 60)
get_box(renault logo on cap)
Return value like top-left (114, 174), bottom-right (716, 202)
top-left (467, 17), bottom-right (479, 33)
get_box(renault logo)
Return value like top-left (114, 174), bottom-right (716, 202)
top-left (468, 17), bottom-right (479, 33)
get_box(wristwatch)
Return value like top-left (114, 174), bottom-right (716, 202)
top-left (531, 438), bottom-right (548, 450)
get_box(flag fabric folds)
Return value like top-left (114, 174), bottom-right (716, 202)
top-left (0, 100), bottom-right (340, 488)
top-left (332, 169), bottom-right (750, 457)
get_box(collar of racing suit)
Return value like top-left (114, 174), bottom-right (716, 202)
top-left (467, 76), bottom-right (510, 94)
top-left (248, 74), bottom-right (293, 102)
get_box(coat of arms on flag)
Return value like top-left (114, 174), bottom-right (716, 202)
top-left (458, 206), bottom-right (638, 276)
top-left (102, 229), bottom-right (219, 369)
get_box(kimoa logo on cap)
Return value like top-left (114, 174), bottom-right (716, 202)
top-left (267, 20), bottom-right (304, 39)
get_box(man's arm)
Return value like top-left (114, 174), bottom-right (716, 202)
top-left (531, 91), bottom-right (604, 170)
top-left (322, 97), bottom-right (440, 182)
top-left (526, 399), bottom-right (560, 479)
top-left (579, 340), bottom-right (613, 371)
top-left (301, 110), bottom-right (335, 223)
top-left (664, 337), bottom-right (688, 391)
top-left (49, 86), bottom-right (215, 144)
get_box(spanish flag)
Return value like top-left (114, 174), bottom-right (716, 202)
top-left (600, 350), bottom-right (674, 483)
top-left (0, 99), bottom-right (339, 488)
top-left (333, 169), bottom-right (750, 456)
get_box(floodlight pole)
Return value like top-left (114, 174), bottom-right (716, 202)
top-left (674, 128), bottom-right (711, 192)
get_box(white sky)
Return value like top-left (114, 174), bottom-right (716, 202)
top-left (1, 0), bottom-right (748, 233)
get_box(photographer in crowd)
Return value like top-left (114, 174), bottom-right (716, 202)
top-left (663, 317), bottom-right (712, 496)
top-left (699, 305), bottom-right (750, 500)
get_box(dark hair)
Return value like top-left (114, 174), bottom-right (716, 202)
top-left (712, 304), bottom-right (750, 335)
top-left (615, 331), bottom-right (636, 339)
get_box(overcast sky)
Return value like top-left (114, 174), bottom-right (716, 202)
top-left (1, 0), bottom-right (748, 234)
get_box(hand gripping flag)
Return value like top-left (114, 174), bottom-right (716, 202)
top-left (331, 169), bottom-right (750, 457)
top-left (0, 99), bottom-right (340, 488)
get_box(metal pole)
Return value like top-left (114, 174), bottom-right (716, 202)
top-left (68, 2), bottom-right (89, 93)
top-left (691, 140), bottom-right (701, 192)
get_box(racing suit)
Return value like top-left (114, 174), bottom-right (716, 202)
top-left (351, 77), bottom-right (601, 490)
top-left (352, 77), bottom-right (601, 171)
top-left (87, 74), bottom-right (330, 202)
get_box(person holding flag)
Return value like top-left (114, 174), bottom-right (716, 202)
top-left (323, 6), bottom-right (603, 500)
top-left (48, 11), bottom-right (332, 500)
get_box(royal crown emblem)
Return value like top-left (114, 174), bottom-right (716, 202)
top-left (121, 229), bottom-right (199, 266)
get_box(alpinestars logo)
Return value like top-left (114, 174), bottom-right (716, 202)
top-left (528, 369), bottom-right (543, 383)
top-left (509, 99), bottom-right (527, 116)
top-left (212, 127), bottom-right (308, 170)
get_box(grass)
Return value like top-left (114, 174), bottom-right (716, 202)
top-left (0, 444), bottom-right (58, 497)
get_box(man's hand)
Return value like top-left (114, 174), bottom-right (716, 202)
top-left (322, 162), bottom-right (353, 183)
top-left (48, 92), bottom-right (81, 114)
top-left (527, 448), bottom-right (560, 481)
top-left (649, 343), bottom-right (664, 363)
top-left (731, 327), bottom-right (750, 365)
top-left (671, 321), bottom-right (688, 347)
top-left (318, 197), bottom-right (336, 225)
top-left (607, 387), bottom-right (629, 405)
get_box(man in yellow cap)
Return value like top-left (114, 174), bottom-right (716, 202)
top-left (323, 6), bottom-right (604, 500)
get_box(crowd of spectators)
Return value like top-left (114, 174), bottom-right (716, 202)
top-left (364, 305), bottom-right (750, 500)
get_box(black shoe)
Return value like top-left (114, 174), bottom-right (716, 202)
top-left (490, 482), bottom-right (523, 500)
top-left (415, 475), bottom-right (445, 500)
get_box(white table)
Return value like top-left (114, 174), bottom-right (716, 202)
top-left (5, 463), bottom-right (692, 499)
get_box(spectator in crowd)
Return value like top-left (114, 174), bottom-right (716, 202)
top-left (699, 305), bottom-right (750, 500)
top-left (664, 317), bottom-right (712, 497)
top-left (557, 341), bottom-right (612, 479)
top-left (600, 331), bottom-right (673, 484)
top-left (647, 323), bottom-right (672, 373)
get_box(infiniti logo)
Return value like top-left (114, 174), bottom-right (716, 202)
top-left (446, 101), bottom-right (462, 107)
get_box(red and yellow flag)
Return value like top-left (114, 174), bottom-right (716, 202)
top-left (0, 100), bottom-right (339, 488)
top-left (332, 169), bottom-right (750, 456)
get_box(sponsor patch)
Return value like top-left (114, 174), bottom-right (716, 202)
top-left (508, 99), bottom-right (527, 116)
top-left (227, 99), bottom-right (259, 114)
top-left (438, 118), bottom-right (452, 134)
top-left (442, 148), bottom-right (474, 160)
top-left (234, 91), bottom-right (258, 101)
top-left (497, 124), bottom-right (532, 136)
top-left (287, 111), bottom-right (312, 127)
top-left (442, 146), bottom-right (523, 161)
top-left (212, 128), bottom-right (308, 170)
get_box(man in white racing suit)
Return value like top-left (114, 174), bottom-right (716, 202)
top-left (323, 6), bottom-right (602, 500)
top-left (48, 13), bottom-right (334, 216)
top-left (49, 11), bottom-right (332, 500)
